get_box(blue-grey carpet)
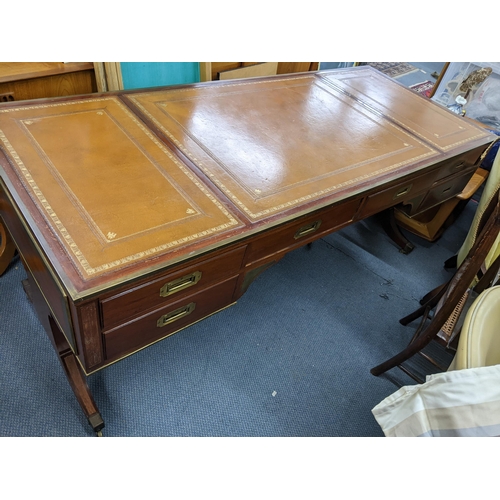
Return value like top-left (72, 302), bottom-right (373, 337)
top-left (0, 199), bottom-right (477, 437)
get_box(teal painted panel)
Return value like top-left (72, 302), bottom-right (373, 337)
top-left (120, 62), bottom-right (200, 90)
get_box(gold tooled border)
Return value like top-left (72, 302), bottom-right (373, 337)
top-left (319, 71), bottom-right (491, 150)
top-left (0, 97), bottom-right (242, 278)
top-left (129, 76), bottom-right (439, 220)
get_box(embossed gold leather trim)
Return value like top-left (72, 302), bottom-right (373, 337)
top-left (319, 69), bottom-right (491, 151)
top-left (128, 76), bottom-right (439, 221)
top-left (0, 97), bottom-right (242, 278)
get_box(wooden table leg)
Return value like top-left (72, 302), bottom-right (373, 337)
top-left (48, 316), bottom-right (105, 436)
top-left (0, 218), bottom-right (17, 276)
top-left (21, 276), bottom-right (105, 436)
top-left (378, 208), bottom-right (415, 254)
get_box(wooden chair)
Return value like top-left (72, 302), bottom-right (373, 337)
top-left (370, 191), bottom-right (500, 379)
top-left (371, 147), bottom-right (500, 379)
top-left (422, 144), bottom-right (500, 302)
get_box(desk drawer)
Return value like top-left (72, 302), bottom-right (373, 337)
top-left (100, 246), bottom-right (246, 329)
top-left (358, 151), bottom-right (479, 219)
top-left (415, 169), bottom-right (475, 214)
top-left (103, 275), bottom-right (239, 360)
top-left (245, 197), bottom-right (361, 266)
top-left (359, 172), bottom-right (430, 218)
top-left (431, 156), bottom-right (473, 182)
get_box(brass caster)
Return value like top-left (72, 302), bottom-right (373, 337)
top-left (89, 412), bottom-right (104, 437)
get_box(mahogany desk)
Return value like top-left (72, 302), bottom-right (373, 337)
top-left (0, 67), bottom-right (496, 435)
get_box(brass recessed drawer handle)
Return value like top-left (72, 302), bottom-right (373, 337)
top-left (157, 302), bottom-right (196, 328)
top-left (441, 186), bottom-right (452, 194)
top-left (394, 184), bottom-right (412, 199)
top-left (160, 271), bottom-right (202, 297)
top-left (454, 162), bottom-right (465, 169)
top-left (294, 220), bottom-right (322, 239)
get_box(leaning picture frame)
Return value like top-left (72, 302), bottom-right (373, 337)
top-left (432, 62), bottom-right (500, 131)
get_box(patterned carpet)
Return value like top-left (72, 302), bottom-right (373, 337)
top-left (410, 80), bottom-right (435, 97)
top-left (363, 62), bottom-right (419, 78)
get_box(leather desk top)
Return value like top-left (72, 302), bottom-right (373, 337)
top-left (0, 67), bottom-right (495, 299)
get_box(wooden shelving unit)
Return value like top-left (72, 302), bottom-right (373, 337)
top-left (0, 63), bottom-right (97, 101)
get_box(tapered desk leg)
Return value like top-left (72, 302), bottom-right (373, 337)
top-left (22, 277), bottom-right (104, 436)
top-left (0, 218), bottom-right (16, 276)
top-left (48, 316), bottom-right (104, 435)
top-left (378, 208), bottom-right (415, 254)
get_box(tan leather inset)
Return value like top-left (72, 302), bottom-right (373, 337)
top-left (127, 73), bottom-right (441, 221)
top-left (322, 69), bottom-right (490, 151)
top-left (0, 97), bottom-right (242, 278)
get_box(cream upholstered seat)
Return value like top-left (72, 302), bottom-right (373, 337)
top-left (448, 285), bottom-right (500, 371)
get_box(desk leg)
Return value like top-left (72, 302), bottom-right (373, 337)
top-left (378, 208), bottom-right (415, 254)
top-left (48, 315), bottom-right (105, 436)
top-left (21, 276), bottom-right (105, 436)
top-left (0, 218), bottom-right (17, 276)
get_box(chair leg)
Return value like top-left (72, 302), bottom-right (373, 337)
top-left (371, 305), bottom-right (457, 376)
top-left (473, 253), bottom-right (500, 294)
top-left (419, 282), bottom-right (448, 306)
top-left (407, 305), bottom-right (432, 344)
top-left (400, 285), bottom-right (447, 326)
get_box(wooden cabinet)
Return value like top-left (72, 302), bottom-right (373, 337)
top-left (0, 63), bottom-right (97, 101)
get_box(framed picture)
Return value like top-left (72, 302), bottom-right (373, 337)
top-left (432, 62), bottom-right (500, 130)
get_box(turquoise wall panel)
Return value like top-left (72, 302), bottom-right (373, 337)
top-left (120, 62), bottom-right (200, 90)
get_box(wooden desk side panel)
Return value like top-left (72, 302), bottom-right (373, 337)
top-left (0, 178), bottom-right (76, 351)
top-left (70, 300), bottom-right (103, 371)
